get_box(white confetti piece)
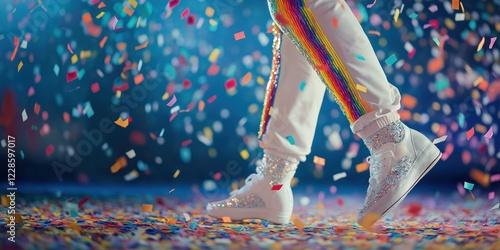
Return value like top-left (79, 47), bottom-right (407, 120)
top-left (20, 40), bottom-right (27, 49)
top-left (124, 170), bottom-right (139, 181)
top-left (433, 135), bottom-right (447, 144)
top-left (490, 203), bottom-right (499, 211)
top-left (455, 13), bottom-right (465, 21)
top-left (126, 149), bottom-right (136, 159)
top-left (22, 109), bottom-right (28, 122)
top-left (333, 172), bottom-right (347, 181)
top-left (183, 213), bottom-right (191, 221)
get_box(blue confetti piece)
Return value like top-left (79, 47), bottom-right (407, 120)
top-left (53, 64), bottom-right (60, 76)
top-left (20, 150), bottom-right (24, 160)
top-left (435, 78), bottom-right (450, 91)
top-left (355, 54), bottom-right (366, 61)
top-left (458, 113), bottom-right (465, 128)
top-left (464, 181), bottom-right (474, 191)
top-left (180, 147), bottom-right (191, 163)
top-left (77, 69), bottom-right (86, 80)
top-left (299, 81), bottom-right (306, 91)
top-left (261, 220), bottom-right (269, 228)
top-left (385, 54), bottom-right (397, 66)
top-left (286, 135), bottom-right (296, 145)
top-left (66, 202), bottom-right (79, 217)
top-left (55, 94), bottom-right (63, 106)
top-left (159, 128), bottom-right (165, 137)
top-left (138, 160), bottom-right (149, 171)
top-left (409, 13), bottom-right (418, 19)
top-left (31, 125), bottom-right (38, 131)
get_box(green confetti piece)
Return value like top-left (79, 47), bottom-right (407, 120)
top-left (435, 78), bottom-right (450, 91)
top-left (432, 37), bottom-right (440, 46)
top-left (458, 113), bottom-right (465, 128)
top-left (20, 150), bottom-right (24, 160)
top-left (286, 135), bottom-right (295, 145)
top-left (299, 81), bottom-right (306, 91)
top-left (409, 13), bottom-right (418, 19)
top-left (464, 182), bottom-right (474, 191)
top-left (354, 54), bottom-right (366, 61)
top-left (385, 54), bottom-right (397, 66)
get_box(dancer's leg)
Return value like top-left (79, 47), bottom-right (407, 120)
top-left (267, 0), bottom-right (441, 228)
top-left (207, 24), bottom-right (326, 224)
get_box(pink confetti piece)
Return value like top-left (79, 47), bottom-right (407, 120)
top-left (182, 139), bottom-right (192, 147)
top-left (225, 78), bottom-right (237, 91)
top-left (46, 145), bottom-right (54, 156)
top-left (66, 71), bottom-right (78, 82)
top-left (207, 95), bottom-right (217, 103)
top-left (490, 37), bottom-right (497, 49)
top-left (491, 174), bottom-right (500, 183)
top-left (367, 0), bottom-right (376, 8)
top-left (488, 192), bottom-right (495, 200)
top-left (271, 184), bottom-right (283, 191)
top-left (169, 112), bottom-right (178, 122)
top-left (187, 14), bottom-right (195, 25)
top-left (167, 95), bottom-right (177, 107)
top-left (465, 127), bottom-right (474, 140)
top-left (428, 5), bottom-right (438, 12)
top-left (91, 82), bottom-right (100, 93)
top-left (181, 8), bottom-right (190, 19)
top-left (27, 87), bottom-right (35, 97)
top-left (110, 16), bottom-right (118, 30)
top-left (484, 127), bottom-right (493, 139)
top-left (457, 182), bottom-right (466, 195)
top-left (67, 43), bottom-right (74, 54)
top-left (168, 0), bottom-right (180, 8)
top-left (234, 31), bottom-right (246, 41)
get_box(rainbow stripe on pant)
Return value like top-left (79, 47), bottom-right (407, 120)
top-left (259, 0), bottom-right (372, 139)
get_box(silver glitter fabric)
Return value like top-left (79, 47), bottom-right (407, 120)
top-left (364, 121), bottom-right (405, 153)
top-left (359, 156), bottom-right (413, 215)
top-left (258, 154), bottom-right (299, 187)
top-left (207, 195), bottom-right (266, 209)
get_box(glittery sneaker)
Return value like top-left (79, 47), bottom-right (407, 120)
top-left (357, 121), bottom-right (442, 228)
top-left (206, 153), bottom-right (298, 225)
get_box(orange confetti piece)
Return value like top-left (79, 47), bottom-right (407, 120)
top-left (85, 23), bottom-right (102, 38)
top-left (142, 204), bottom-right (153, 212)
top-left (427, 57), bottom-right (444, 75)
top-left (398, 110), bottom-right (412, 121)
top-left (17, 61), bottom-right (23, 72)
top-left (313, 156), bottom-right (325, 166)
top-left (466, 127), bottom-right (475, 140)
top-left (401, 94), bottom-right (417, 109)
top-left (207, 65), bottom-right (220, 76)
top-left (167, 217), bottom-right (177, 224)
top-left (134, 74), bottom-right (144, 85)
top-left (222, 217), bottom-right (232, 223)
top-left (124, 6), bottom-right (134, 16)
top-left (116, 42), bottom-right (127, 51)
top-left (115, 117), bottom-right (129, 128)
top-left (82, 13), bottom-right (92, 23)
top-left (368, 30), bottom-right (381, 36)
top-left (11, 47), bottom-right (18, 62)
top-left (135, 41), bottom-right (149, 51)
top-left (452, 0), bottom-right (459, 10)
top-left (34, 103), bottom-right (40, 115)
top-left (99, 36), bottom-right (107, 48)
top-left (355, 162), bottom-right (369, 173)
top-left (241, 72), bottom-right (252, 86)
top-left (198, 100), bottom-right (205, 112)
top-left (292, 217), bottom-right (305, 230)
top-left (470, 168), bottom-right (490, 188)
top-left (98, 2), bottom-right (106, 8)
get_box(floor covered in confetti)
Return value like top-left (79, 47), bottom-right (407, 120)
top-left (1, 184), bottom-right (499, 249)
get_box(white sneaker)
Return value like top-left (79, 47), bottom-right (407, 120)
top-left (357, 120), bottom-right (441, 228)
top-left (206, 154), bottom-right (298, 225)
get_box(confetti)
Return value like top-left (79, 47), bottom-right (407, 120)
top-left (366, 0), bottom-right (376, 8)
top-left (22, 109), bottom-right (27, 122)
top-left (470, 169), bottom-right (490, 187)
top-left (17, 61), bottom-right (23, 72)
top-left (234, 31), bottom-right (245, 40)
top-left (126, 149), bottom-right (136, 159)
top-left (333, 172), bottom-right (347, 181)
top-left (222, 217), bottom-right (232, 223)
top-left (115, 117), bottom-right (129, 128)
top-left (141, 204), bottom-right (153, 213)
top-left (368, 30), bottom-right (380, 36)
top-left (484, 127), bottom-right (493, 139)
top-left (385, 54), bottom-right (397, 66)
top-left (490, 37), bottom-right (497, 49)
top-left (66, 71), bottom-right (78, 82)
top-left (463, 181), bottom-right (474, 190)
top-left (489, 203), bottom-right (499, 211)
top-left (488, 192), bottom-right (495, 200)
top-left (355, 54), bottom-right (366, 61)
top-left (45, 145), bottom-right (54, 156)
top-left (477, 37), bottom-right (485, 52)
top-left (355, 162), bottom-right (369, 173)
top-left (167, 95), bottom-right (177, 107)
top-left (240, 149), bottom-right (249, 160)
top-left (455, 13), bottom-right (465, 21)
top-left (313, 156), bottom-right (325, 166)
top-left (393, 8), bottom-right (400, 22)
top-left (286, 135), bottom-right (295, 145)
top-left (124, 170), bottom-right (139, 181)
top-left (452, 0), bottom-right (460, 10)
top-left (299, 81), bottom-right (306, 91)
top-left (173, 169), bottom-right (180, 178)
top-left (271, 184), bottom-right (283, 191)
top-left (432, 135), bottom-right (447, 144)
top-left (135, 41), bottom-right (149, 50)
top-left (465, 127), bottom-right (474, 140)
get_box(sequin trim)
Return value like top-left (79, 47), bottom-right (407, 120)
top-left (208, 194), bottom-right (266, 209)
top-left (364, 121), bottom-right (405, 153)
top-left (267, 0), bottom-right (372, 124)
top-left (258, 154), bottom-right (299, 187)
top-left (359, 156), bottom-right (413, 215)
top-left (258, 23), bottom-right (282, 140)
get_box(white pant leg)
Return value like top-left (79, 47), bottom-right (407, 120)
top-left (268, 0), bottom-right (401, 139)
top-left (261, 34), bottom-right (326, 162)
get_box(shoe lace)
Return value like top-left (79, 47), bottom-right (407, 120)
top-left (229, 165), bottom-right (263, 196)
top-left (366, 147), bottom-right (393, 192)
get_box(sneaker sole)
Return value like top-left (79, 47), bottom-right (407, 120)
top-left (207, 207), bottom-right (292, 225)
top-left (357, 142), bottom-right (442, 228)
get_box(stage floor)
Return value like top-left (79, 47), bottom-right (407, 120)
top-left (1, 184), bottom-right (499, 249)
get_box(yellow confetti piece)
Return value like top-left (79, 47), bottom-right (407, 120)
top-left (114, 117), bottom-right (129, 128)
top-left (460, 2), bottom-right (464, 12)
top-left (167, 217), bottom-right (177, 224)
top-left (257, 76), bottom-right (265, 85)
top-left (209, 19), bottom-right (218, 26)
top-left (205, 7), bottom-right (215, 17)
top-left (356, 84), bottom-right (367, 93)
top-left (173, 169), bottom-right (180, 178)
top-left (142, 204), bottom-right (153, 212)
top-left (394, 8), bottom-right (400, 22)
top-left (136, 16), bottom-right (141, 28)
top-left (204, 127), bottom-right (213, 140)
top-left (355, 162), bottom-right (369, 173)
top-left (135, 41), bottom-right (149, 51)
top-left (477, 37), bottom-right (485, 52)
top-left (71, 54), bottom-right (78, 64)
top-left (292, 217), bottom-right (305, 230)
top-left (208, 48), bottom-right (220, 63)
top-left (161, 92), bottom-right (170, 100)
top-left (240, 149), bottom-right (249, 160)
top-left (17, 61), bottom-right (23, 72)
top-left (129, 0), bottom-right (138, 8)
top-left (368, 30), bottom-right (381, 36)
top-left (222, 216), bottom-right (232, 223)
top-left (96, 12), bottom-right (105, 19)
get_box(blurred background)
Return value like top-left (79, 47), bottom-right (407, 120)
top-left (0, 0), bottom-right (499, 194)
